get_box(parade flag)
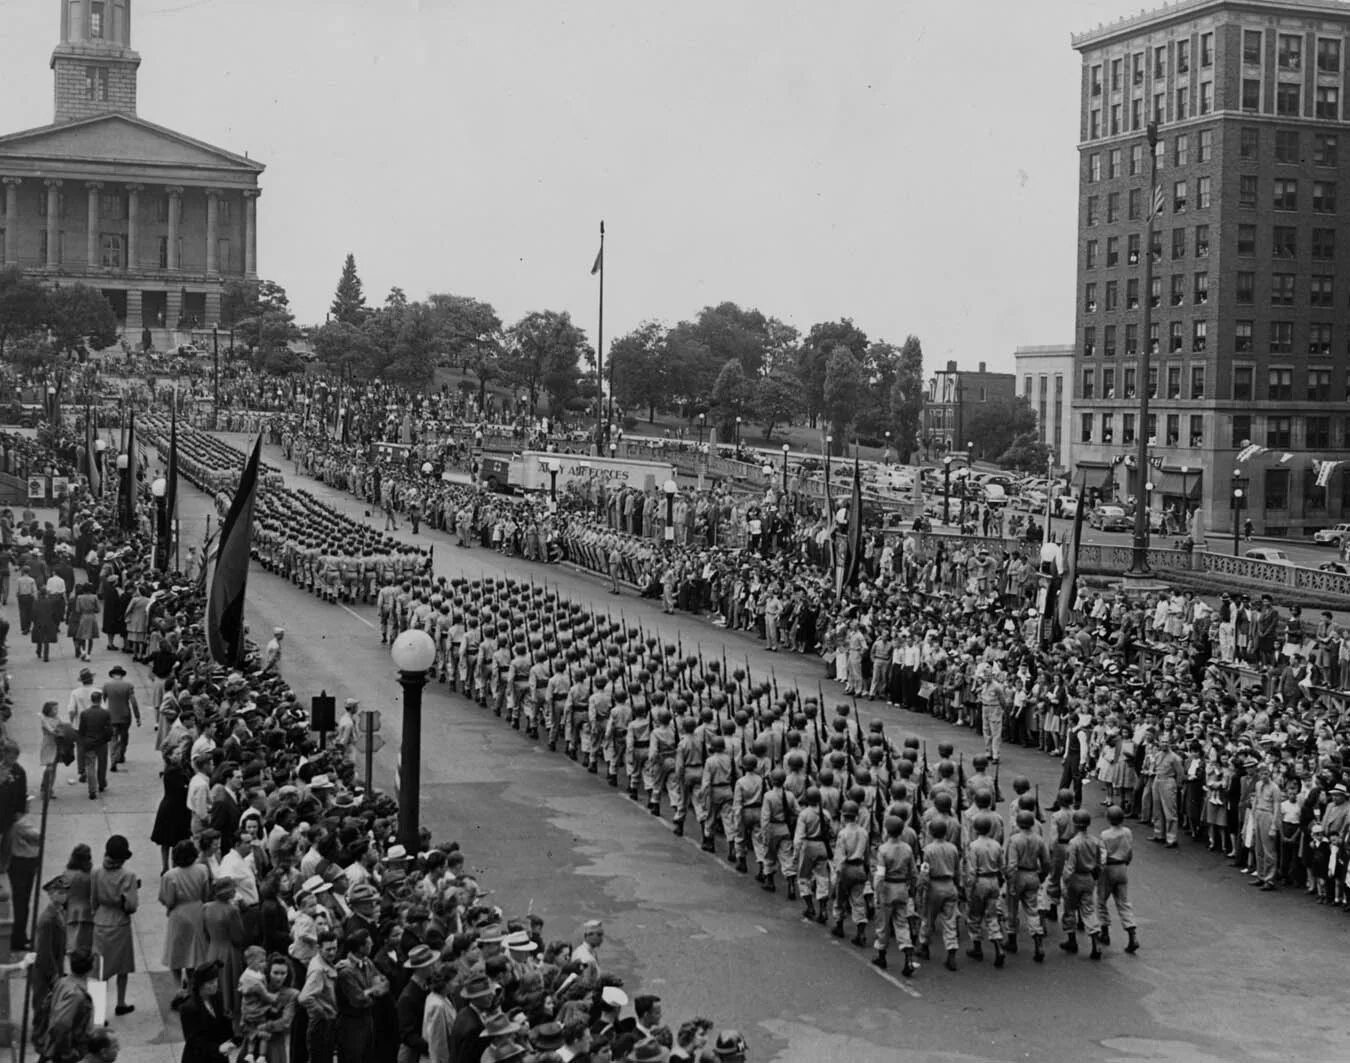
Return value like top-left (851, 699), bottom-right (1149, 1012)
top-left (121, 410), bottom-right (136, 532)
top-left (1279, 452), bottom-right (1294, 465)
top-left (1148, 183), bottom-right (1165, 221)
top-left (840, 456), bottom-right (864, 592)
top-left (1056, 470), bottom-right (1088, 634)
top-left (84, 403), bottom-right (101, 496)
top-left (1317, 460), bottom-right (1342, 489)
top-left (591, 245), bottom-right (603, 275)
top-left (208, 435), bottom-right (263, 668)
top-left (1235, 443), bottom-right (1266, 463)
top-left (166, 406), bottom-right (180, 565)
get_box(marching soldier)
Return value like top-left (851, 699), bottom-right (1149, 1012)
top-left (831, 801), bottom-right (870, 947)
top-left (1060, 808), bottom-right (1103, 959)
top-left (1097, 804), bottom-right (1139, 953)
top-left (794, 787), bottom-right (832, 923)
top-left (645, 705), bottom-right (679, 817)
top-left (919, 819), bottom-right (961, 971)
top-left (871, 815), bottom-right (917, 976)
top-left (759, 768), bottom-right (797, 895)
top-left (730, 755), bottom-right (765, 878)
top-left (1004, 809), bottom-right (1051, 962)
top-left (700, 735), bottom-right (735, 857)
top-left (963, 813), bottom-right (1006, 968)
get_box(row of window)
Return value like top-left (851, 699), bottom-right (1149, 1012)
top-left (1078, 363), bottom-right (1343, 403)
top-left (1231, 415), bottom-right (1346, 451)
top-left (1085, 176), bottom-right (1336, 226)
top-left (1079, 412), bottom-right (1349, 453)
top-left (1090, 83), bottom-right (1217, 137)
top-left (1087, 225), bottom-right (1343, 272)
top-left (1085, 319), bottom-right (1350, 361)
top-left (21, 229), bottom-right (232, 270)
top-left (1086, 129), bottom-right (1340, 184)
top-left (1086, 271), bottom-right (1346, 315)
top-left (1080, 411), bottom-right (1205, 448)
top-left (26, 190), bottom-right (236, 225)
top-left (1245, 31), bottom-right (1343, 74)
top-left (1080, 364), bottom-right (1207, 401)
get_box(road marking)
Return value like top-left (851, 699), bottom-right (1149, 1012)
top-left (339, 603), bottom-right (376, 629)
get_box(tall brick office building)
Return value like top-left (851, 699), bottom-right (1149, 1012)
top-left (0, 0), bottom-right (263, 344)
top-left (1072, 0), bottom-right (1350, 537)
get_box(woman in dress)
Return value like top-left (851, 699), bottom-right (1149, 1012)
top-left (99, 570), bottom-right (124, 651)
top-left (202, 876), bottom-right (246, 1020)
top-left (177, 961), bottom-right (236, 1063)
top-left (38, 700), bottom-right (62, 800)
top-left (160, 839), bottom-right (210, 986)
top-left (261, 953), bottom-right (299, 1063)
top-left (91, 834), bottom-right (139, 1016)
top-left (30, 588), bottom-right (62, 663)
top-left (151, 749), bottom-right (193, 875)
top-left (65, 844), bottom-right (95, 954)
top-left (123, 584), bottom-right (153, 661)
top-left (70, 583), bottom-right (100, 663)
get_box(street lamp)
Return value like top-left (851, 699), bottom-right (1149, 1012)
top-left (781, 443), bottom-right (790, 496)
top-left (391, 629), bottom-right (437, 850)
top-left (1143, 480), bottom-right (1155, 547)
top-left (884, 430), bottom-right (891, 464)
top-left (94, 438), bottom-right (108, 494)
top-left (735, 416), bottom-right (742, 446)
top-left (1129, 120), bottom-right (1162, 578)
top-left (1231, 469), bottom-right (1247, 558)
top-left (1179, 465), bottom-right (1189, 529)
top-left (421, 461), bottom-right (433, 477)
top-left (697, 412), bottom-right (705, 448)
top-left (663, 478), bottom-right (677, 542)
top-left (150, 477), bottom-right (167, 569)
top-left (942, 455), bottom-right (953, 525)
top-left (609, 441), bottom-right (617, 459)
top-left (547, 457), bottom-right (561, 512)
top-left (825, 434), bottom-right (833, 501)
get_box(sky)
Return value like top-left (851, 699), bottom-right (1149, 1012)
top-left (0, 0), bottom-right (1142, 373)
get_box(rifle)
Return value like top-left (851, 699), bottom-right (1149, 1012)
top-left (771, 667), bottom-right (779, 703)
top-left (851, 694), bottom-right (863, 755)
top-left (993, 760), bottom-right (1004, 804)
top-left (921, 741), bottom-right (929, 798)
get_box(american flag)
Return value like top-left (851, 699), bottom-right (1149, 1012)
top-left (1148, 184), bottom-right (1166, 220)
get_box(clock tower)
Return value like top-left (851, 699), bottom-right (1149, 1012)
top-left (51, 0), bottom-right (140, 123)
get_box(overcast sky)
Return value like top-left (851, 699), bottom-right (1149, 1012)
top-left (0, 0), bottom-right (1138, 372)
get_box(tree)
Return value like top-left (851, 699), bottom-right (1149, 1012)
top-left (710, 359), bottom-right (752, 441)
top-left (386, 302), bottom-right (439, 389)
top-left (311, 319), bottom-right (381, 380)
top-left (688, 302), bottom-right (773, 379)
top-left (222, 278), bottom-right (299, 364)
top-left (997, 430), bottom-right (1052, 473)
top-left (505, 310), bottom-right (589, 415)
top-left (46, 285), bottom-right (117, 360)
top-left (966, 395), bottom-right (1038, 463)
top-left (0, 268), bottom-right (48, 357)
top-left (888, 334), bottom-right (924, 461)
top-left (608, 321), bottom-right (669, 423)
top-left (329, 252), bottom-right (368, 325)
top-left (822, 347), bottom-right (863, 452)
top-left (753, 368), bottom-right (804, 440)
top-left (796, 318), bottom-right (869, 427)
top-left (662, 323), bottom-right (719, 411)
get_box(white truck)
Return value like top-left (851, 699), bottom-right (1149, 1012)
top-left (481, 450), bottom-right (677, 495)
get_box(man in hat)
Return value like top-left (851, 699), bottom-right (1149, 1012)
top-left (75, 690), bottom-right (112, 800)
top-left (447, 973), bottom-right (497, 1063)
top-left (397, 945), bottom-right (436, 1063)
top-left (573, 919), bottom-right (604, 981)
top-left (1249, 761), bottom-right (1283, 890)
top-left (299, 930), bottom-right (340, 1063)
top-left (101, 666), bottom-right (140, 771)
top-left (65, 667), bottom-right (97, 787)
top-left (43, 947), bottom-right (97, 1062)
top-left (31, 873), bottom-right (70, 1041)
top-left (1150, 735), bottom-right (1184, 848)
top-left (335, 928), bottom-right (387, 1063)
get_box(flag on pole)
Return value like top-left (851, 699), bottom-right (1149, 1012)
top-left (840, 456), bottom-right (865, 593)
top-left (591, 246), bottom-right (603, 275)
top-left (84, 403), bottom-right (101, 496)
top-left (1148, 183), bottom-right (1165, 220)
top-left (121, 410), bottom-right (136, 532)
top-left (1317, 459), bottom-right (1341, 488)
top-left (1235, 443), bottom-right (1266, 463)
top-left (166, 405), bottom-right (179, 566)
top-left (1056, 470), bottom-right (1089, 634)
top-left (1280, 452), bottom-right (1294, 465)
top-left (208, 435), bottom-right (263, 667)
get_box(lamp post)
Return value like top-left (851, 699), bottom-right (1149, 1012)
top-left (1231, 470), bottom-right (1247, 557)
top-left (884, 430), bottom-right (892, 464)
top-left (1179, 465), bottom-right (1189, 529)
top-left (150, 477), bottom-right (167, 569)
top-left (663, 478), bottom-right (677, 542)
top-left (94, 438), bottom-right (107, 495)
top-left (609, 441), bottom-right (617, 461)
top-left (966, 440), bottom-right (974, 470)
top-left (391, 629), bottom-right (437, 850)
top-left (825, 434), bottom-right (833, 504)
top-left (116, 452), bottom-right (130, 531)
top-left (697, 412), bottom-right (705, 448)
top-left (1129, 120), bottom-right (1161, 577)
top-left (942, 455), bottom-right (952, 525)
top-left (212, 324), bottom-right (220, 430)
top-left (735, 416), bottom-right (742, 446)
top-left (781, 443), bottom-right (790, 496)
top-left (1143, 480), bottom-right (1155, 548)
top-left (547, 458), bottom-right (561, 512)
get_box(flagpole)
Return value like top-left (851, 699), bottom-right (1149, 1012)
top-left (595, 220), bottom-right (605, 452)
top-left (1127, 120), bottom-right (1160, 579)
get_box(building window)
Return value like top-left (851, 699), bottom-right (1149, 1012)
top-left (85, 66), bottom-right (108, 101)
top-left (1232, 413), bottom-right (1252, 447)
top-left (1244, 30), bottom-right (1262, 64)
top-left (98, 192), bottom-right (122, 220)
top-left (1129, 143), bottom-right (1142, 175)
top-left (154, 196), bottom-right (168, 223)
top-left (1317, 87), bottom-right (1340, 120)
top-left (1275, 129), bottom-right (1299, 163)
top-left (1148, 323), bottom-right (1159, 355)
top-left (1190, 365), bottom-right (1205, 399)
top-left (1088, 153), bottom-right (1101, 182)
top-left (1277, 83), bottom-right (1302, 116)
top-left (1123, 413), bottom-right (1136, 445)
top-left (1270, 324), bottom-right (1294, 355)
top-left (1085, 282), bottom-right (1097, 313)
top-left (1127, 234), bottom-right (1140, 265)
top-left (1239, 175), bottom-right (1258, 208)
top-left (89, 1), bottom-right (104, 38)
top-left (1081, 368), bottom-right (1095, 399)
top-left (1085, 239), bottom-right (1098, 269)
top-left (1273, 178), bottom-right (1297, 211)
top-left (1240, 127), bottom-right (1259, 157)
top-left (217, 238), bottom-right (231, 271)
top-left (218, 200), bottom-right (232, 226)
top-left (1236, 272), bottom-right (1255, 304)
top-left (1166, 413), bottom-right (1180, 446)
top-left (1234, 322), bottom-right (1254, 354)
top-left (1082, 327), bottom-right (1095, 357)
top-left (1198, 130), bottom-right (1212, 162)
top-left (1269, 367), bottom-right (1293, 399)
top-left (1279, 34), bottom-right (1303, 71)
top-left (1105, 281), bottom-right (1119, 311)
top-left (1023, 375), bottom-right (1033, 397)
top-left (1309, 324), bottom-right (1334, 354)
top-left (1305, 467), bottom-right (1328, 511)
top-left (1193, 272), bottom-right (1208, 305)
top-left (1309, 368), bottom-right (1332, 399)
top-left (1237, 225), bottom-right (1256, 256)
top-left (1199, 82), bottom-right (1212, 114)
top-left (1126, 278), bottom-right (1140, 310)
top-left (1312, 228), bottom-right (1336, 259)
top-left (1196, 176), bottom-right (1210, 209)
top-left (1308, 416), bottom-right (1332, 448)
top-left (1080, 414), bottom-right (1093, 444)
top-left (1318, 38), bottom-right (1341, 74)
top-left (1167, 366), bottom-right (1181, 399)
top-left (1106, 236), bottom-right (1119, 266)
top-left (1131, 98), bottom-right (1143, 131)
top-left (1174, 134), bottom-right (1189, 166)
top-left (1311, 275), bottom-right (1334, 308)
top-left (1149, 276), bottom-right (1162, 308)
top-left (1267, 417), bottom-right (1292, 449)
top-left (1313, 181), bottom-right (1337, 212)
top-left (1090, 110), bottom-right (1101, 138)
top-left (1107, 192), bottom-right (1120, 223)
top-left (1154, 45), bottom-right (1166, 77)
top-left (1169, 322), bottom-right (1184, 353)
top-left (1242, 80), bottom-right (1261, 112)
top-left (1265, 469), bottom-right (1290, 510)
top-left (1108, 149), bottom-right (1121, 179)
top-left (1199, 32), bottom-right (1213, 67)
top-left (1174, 89), bottom-right (1188, 120)
top-left (1110, 104), bottom-right (1121, 135)
top-left (1177, 39), bottom-right (1190, 75)
top-left (1189, 414), bottom-right (1203, 447)
top-left (98, 232), bottom-right (122, 268)
top-left (1194, 224), bottom-right (1209, 258)
top-left (1102, 413), bottom-right (1115, 443)
top-left (1314, 134), bottom-right (1338, 166)
top-left (1091, 65), bottom-right (1103, 96)
top-left (157, 235), bottom-right (168, 268)
top-left (1125, 367), bottom-right (1137, 398)
top-left (1103, 324), bottom-right (1117, 358)
top-left (1103, 367), bottom-right (1117, 396)
top-left (1133, 51), bottom-right (1144, 86)
top-left (1173, 180), bottom-right (1187, 212)
top-left (1273, 226), bottom-right (1297, 258)
top-left (1171, 228), bottom-right (1186, 260)
top-left (1150, 230), bottom-right (1162, 262)
top-left (1086, 196), bottom-right (1099, 226)
top-left (1122, 327), bottom-right (1136, 358)
top-left (1170, 275), bottom-right (1185, 306)
top-left (1128, 188), bottom-right (1141, 220)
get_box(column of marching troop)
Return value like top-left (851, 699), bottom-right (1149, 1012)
top-left (365, 573), bottom-right (1144, 979)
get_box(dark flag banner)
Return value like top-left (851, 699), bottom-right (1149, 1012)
top-left (841, 456), bottom-right (864, 591)
top-left (1056, 470), bottom-right (1089, 635)
top-left (208, 434), bottom-right (263, 667)
top-left (84, 403), bottom-right (100, 496)
top-left (121, 410), bottom-right (136, 532)
top-left (166, 406), bottom-right (180, 567)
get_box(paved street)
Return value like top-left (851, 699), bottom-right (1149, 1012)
top-left (7, 436), bottom-right (1345, 1063)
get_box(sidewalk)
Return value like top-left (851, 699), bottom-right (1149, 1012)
top-left (3, 537), bottom-right (180, 1059)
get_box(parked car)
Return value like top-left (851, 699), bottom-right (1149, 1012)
top-left (1054, 494), bottom-right (1080, 519)
top-left (1312, 523), bottom-right (1350, 545)
top-left (1245, 547), bottom-right (1293, 565)
top-left (1319, 561), bottom-right (1348, 574)
top-left (176, 343), bottom-right (204, 357)
top-left (1089, 504), bottom-right (1129, 532)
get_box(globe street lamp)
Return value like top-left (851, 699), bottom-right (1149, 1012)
top-left (547, 457), bottom-right (562, 512)
top-left (94, 437), bottom-right (108, 495)
top-left (942, 455), bottom-right (953, 525)
top-left (1179, 465), bottom-right (1189, 528)
top-left (1143, 480), bottom-right (1155, 547)
top-left (697, 412), bottom-right (705, 448)
top-left (735, 416), bottom-right (742, 446)
top-left (116, 452), bottom-right (131, 531)
top-left (151, 477), bottom-right (167, 570)
top-left (391, 629), bottom-right (437, 850)
top-left (663, 478), bottom-right (677, 542)
top-left (781, 443), bottom-right (790, 496)
top-left (1231, 469), bottom-right (1248, 558)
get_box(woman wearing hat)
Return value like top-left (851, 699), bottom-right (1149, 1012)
top-left (70, 581), bottom-right (100, 663)
top-left (91, 834), bottom-right (139, 1016)
top-left (202, 876), bottom-right (246, 1020)
top-left (177, 961), bottom-right (237, 1063)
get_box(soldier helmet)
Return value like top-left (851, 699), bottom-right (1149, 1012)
top-left (973, 788), bottom-right (993, 809)
top-left (741, 755), bottom-right (758, 772)
top-left (1016, 810), bottom-right (1036, 829)
top-left (1012, 774), bottom-right (1031, 793)
top-left (933, 792), bottom-right (952, 813)
top-left (769, 768), bottom-right (787, 787)
top-left (1072, 808), bottom-right (1092, 828)
top-left (803, 786), bottom-right (821, 806)
top-left (1017, 794), bottom-right (1038, 812)
top-left (1106, 804), bottom-right (1125, 825)
top-left (841, 800), bottom-right (860, 820)
top-left (972, 813), bottom-right (994, 835)
top-left (846, 785), bottom-right (866, 805)
top-left (929, 819), bottom-right (948, 840)
top-left (884, 815), bottom-right (904, 838)
top-left (1056, 788), bottom-right (1076, 807)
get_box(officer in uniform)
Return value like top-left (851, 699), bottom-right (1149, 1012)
top-left (1060, 808), bottom-right (1103, 959)
top-left (1004, 809), bottom-right (1051, 962)
top-left (964, 812), bottom-right (1006, 967)
top-left (831, 800), bottom-right (870, 947)
top-left (871, 814), bottom-right (917, 976)
top-left (1096, 804), bottom-right (1139, 953)
top-left (759, 768), bottom-right (797, 895)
